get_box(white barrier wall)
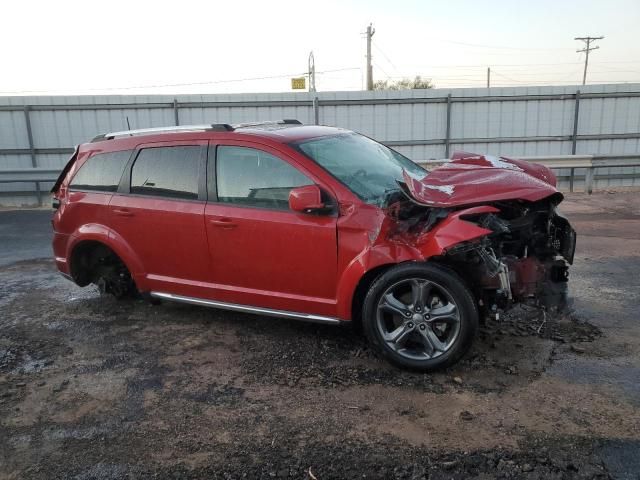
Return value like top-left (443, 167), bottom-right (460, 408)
top-left (1, 83), bottom-right (639, 206)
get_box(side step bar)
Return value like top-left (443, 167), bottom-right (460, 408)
top-left (149, 291), bottom-right (342, 325)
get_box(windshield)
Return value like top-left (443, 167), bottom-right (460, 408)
top-left (293, 133), bottom-right (426, 204)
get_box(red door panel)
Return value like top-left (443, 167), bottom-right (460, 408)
top-left (109, 195), bottom-right (210, 285)
top-left (205, 204), bottom-right (337, 302)
top-left (107, 140), bottom-right (211, 292)
top-left (204, 142), bottom-right (339, 316)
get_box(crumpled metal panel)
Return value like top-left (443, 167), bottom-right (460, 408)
top-left (401, 152), bottom-right (559, 207)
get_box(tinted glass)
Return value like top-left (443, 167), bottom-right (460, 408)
top-left (131, 146), bottom-right (201, 200)
top-left (216, 146), bottom-right (312, 210)
top-left (69, 150), bottom-right (130, 192)
top-left (294, 133), bottom-right (426, 205)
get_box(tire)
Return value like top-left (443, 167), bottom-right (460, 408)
top-left (362, 262), bottom-right (478, 371)
top-left (92, 249), bottom-right (137, 300)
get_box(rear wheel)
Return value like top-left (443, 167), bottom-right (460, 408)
top-left (71, 242), bottom-right (136, 299)
top-left (362, 262), bottom-right (478, 371)
top-left (94, 254), bottom-right (136, 299)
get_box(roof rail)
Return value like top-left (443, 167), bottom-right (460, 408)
top-left (232, 119), bottom-right (302, 129)
top-left (92, 124), bottom-right (234, 142)
top-left (91, 119), bottom-right (302, 142)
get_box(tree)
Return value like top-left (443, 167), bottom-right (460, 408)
top-left (373, 75), bottom-right (434, 90)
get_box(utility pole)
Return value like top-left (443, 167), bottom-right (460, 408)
top-left (575, 36), bottom-right (604, 85)
top-left (308, 51), bottom-right (316, 92)
top-left (487, 67), bottom-right (491, 88)
top-left (366, 23), bottom-right (375, 90)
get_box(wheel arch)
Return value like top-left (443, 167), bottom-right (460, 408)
top-left (350, 263), bottom-right (395, 328)
top-left (68, 240), bottom-right (115, 286)
top-left (336, 242), bottom-right (424, 320)
top-left (66, 224), bottom-right (145, 288)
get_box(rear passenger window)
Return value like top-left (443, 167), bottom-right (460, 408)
top-left (131, 146), bottom-right (201, 200)
top-left (70, 150), bottom-right (130, 192)
top-left (216, 146), bottom-right (312, 210)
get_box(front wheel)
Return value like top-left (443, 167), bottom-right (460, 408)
top-left (362, 262), bottom-right (478, 371)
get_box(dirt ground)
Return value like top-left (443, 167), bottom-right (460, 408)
top-left (1, 192), bottom-right (639, 479)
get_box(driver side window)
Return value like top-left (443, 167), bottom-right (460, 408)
top-left (214, 146), bottom-right (313, 210)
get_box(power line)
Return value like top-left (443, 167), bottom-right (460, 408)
top-left (403, 62), bottom-right (582, 69)
top-left (372, 41), bottom-right (400, 75)
top-left (588, 68), bottom-right (640, 73)
top-left (0, 67), bottom-right (361, 95)
top-left (491, 69), bottom-right (581, 84)
top-left (373, 63), bottom-right (393, 82)
top-left (427, 37), bottom-right (575, 51)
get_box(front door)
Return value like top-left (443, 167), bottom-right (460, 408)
top-left (204, 142), bottom-right (338, 316)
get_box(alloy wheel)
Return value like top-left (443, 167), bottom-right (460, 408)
top-left (375, 278), bottom-right (461, 361)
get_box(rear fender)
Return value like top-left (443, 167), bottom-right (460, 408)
top-left (416, 205), bottom-right (498, 258)
top-left (66, 224), bottom-right (147, 289)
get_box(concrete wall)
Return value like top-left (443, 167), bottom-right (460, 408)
top-left (1, 83), bottom-right (639, 206)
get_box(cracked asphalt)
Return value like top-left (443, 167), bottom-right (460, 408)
top-left (1, 192), bottom-right (639, 479)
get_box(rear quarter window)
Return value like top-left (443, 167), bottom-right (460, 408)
top-left (70, 150), bottom-right (131, 192)
top-left (130, 146), bottom-right (201, 200)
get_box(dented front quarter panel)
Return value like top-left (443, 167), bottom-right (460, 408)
top-left (335, 203), bottom-right (423, 318)
top-left (334, 202), bottom-right (498, 319)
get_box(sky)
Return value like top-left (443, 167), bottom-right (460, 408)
top-left (1, 0), bottom-right (639, 95)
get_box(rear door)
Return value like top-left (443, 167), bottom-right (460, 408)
top-left (108, 140), bottom-right (211, 293)
top-left (204, 141), bottom-right (338, 315)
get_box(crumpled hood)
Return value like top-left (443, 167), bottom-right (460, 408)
top-left (402, 152), bottom-right (560, 207)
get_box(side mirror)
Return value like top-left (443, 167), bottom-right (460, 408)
top-left (289, 185), bottom-right (325, 213)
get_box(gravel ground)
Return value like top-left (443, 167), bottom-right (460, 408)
top-left (1, 192), bottom-right (639, 479)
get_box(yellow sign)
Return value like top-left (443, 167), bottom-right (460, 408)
top-left (291, 77), bottom-right (306, 90)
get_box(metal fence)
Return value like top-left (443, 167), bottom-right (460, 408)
top-left (1, 83), bottom-right (640, 206)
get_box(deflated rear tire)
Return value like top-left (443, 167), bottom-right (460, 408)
top-left (89, 248), bottom-right (136, 299)
top-left (362, 262), bottom-right (478, 371)
top-left (94, 261), bottom-right (136, 299)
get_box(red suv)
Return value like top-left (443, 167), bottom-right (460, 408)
top-left (51, 120), bottom-right (575, 371)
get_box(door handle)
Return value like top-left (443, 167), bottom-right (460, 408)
top-left (209, 218), bottom-right (237, 229)
top-left (113, 208), bottom-right (134, 217)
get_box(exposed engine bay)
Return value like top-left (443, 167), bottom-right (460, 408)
top-left (386, 194), bottom-right (577, 317)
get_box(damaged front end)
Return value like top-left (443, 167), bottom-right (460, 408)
top-left (442, 199), bottom-right (576, 316)
top-left (388, 153), bottom-right (576, 317)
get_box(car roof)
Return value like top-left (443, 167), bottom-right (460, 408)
top-left (239, 124), bottom-right (346, 142)
top-left (88, 121), bottom-right (348, 147)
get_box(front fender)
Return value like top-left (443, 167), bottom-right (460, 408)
top-left (335, 205), bottom-right (498, 320)
top-left (416, 205), bottom-right (497, 258)
top-left (335, 242), bottom-right (423, 320)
